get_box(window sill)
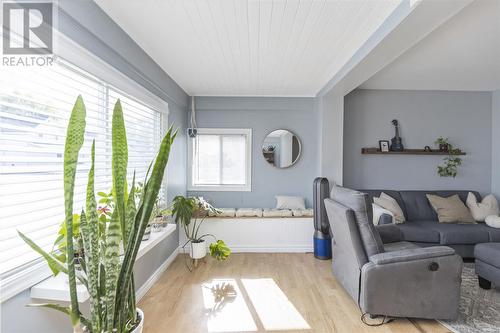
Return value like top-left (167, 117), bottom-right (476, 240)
top-left (188, 185), bottom-right (252, 192)
top-left (25, 224), bottom-right (177, 303)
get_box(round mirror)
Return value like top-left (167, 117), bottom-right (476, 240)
top-left (262, 129), bottom-right (301, 168)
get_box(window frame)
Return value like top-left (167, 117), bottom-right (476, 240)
top-left (187, 128), bottom-right (252, 192)
top-left (0, 30), bottom-right (169, 303)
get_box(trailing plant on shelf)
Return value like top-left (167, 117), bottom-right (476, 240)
top-left (435, 137), bottom-right (463, 177)
top-left (172, 196), bottom-right (230, 265)
top-left (18, 96), bottom-right (176, 333)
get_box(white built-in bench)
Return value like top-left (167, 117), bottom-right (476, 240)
top-left (179, 217), bottom-right (314, 253)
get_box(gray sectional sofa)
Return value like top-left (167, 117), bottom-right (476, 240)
top-left (362, 190), bottom-right (500, 258)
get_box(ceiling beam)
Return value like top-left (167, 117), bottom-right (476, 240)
top-left (317, 0), bottom-right (473, 97)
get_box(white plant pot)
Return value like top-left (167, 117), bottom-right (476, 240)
top-left (131, 308), bottom-right (144, 333)
top-left (190, 240), bottom-right (207, 259)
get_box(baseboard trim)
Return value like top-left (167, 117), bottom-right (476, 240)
top-left (226, 246), bottom-right (313, 253)
top-left (178, 245), bottom-right (313, 254)
top-left (136, 247), bottom-right (179, 301)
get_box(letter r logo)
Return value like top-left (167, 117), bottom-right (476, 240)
top-left (2, 1), bottom-right (53, 55)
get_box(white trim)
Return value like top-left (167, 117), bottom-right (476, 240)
top-left (0, 260), bottom-right (53, 303)
top-left (136, 247), bottom-right (179, 301)
top-left (179, 246), bottom-right (312, 254)
top-left (136, 224), bottom-right (176, 261)
top-left (55, 30), bottom-right (168, 114)
top-left (187, 128), bottom-right (252, 192)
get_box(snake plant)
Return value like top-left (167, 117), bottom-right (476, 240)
top-left (19, 96), bottom-right (176, 333)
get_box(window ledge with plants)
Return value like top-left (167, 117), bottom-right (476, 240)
top-left (30, 224), bottom-right (177, 303)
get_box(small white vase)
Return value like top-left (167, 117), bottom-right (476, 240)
top-left (131, 308), bottom-right (144, 333)
top-left (190, 240), bottom-right (207, 259)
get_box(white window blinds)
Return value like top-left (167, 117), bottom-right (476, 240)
top-left (0, 60), bottom-right (165, 276)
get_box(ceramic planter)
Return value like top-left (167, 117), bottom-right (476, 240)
top-left (131, 308), bottom-right (144, 333)
top-left (190, 240), bottom-right (207, 259)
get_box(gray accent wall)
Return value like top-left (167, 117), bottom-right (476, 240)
top-left (492, 90), bottom-right (500, 199)
top-left (344, 89), bottom-right (492, 194)
top-left (1, 2), bottom-right (187, 333)
top-left (187, 96), bottom-right (319, 208)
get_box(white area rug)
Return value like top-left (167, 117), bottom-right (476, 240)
top-left (439, 264), bottom-right (500, 333)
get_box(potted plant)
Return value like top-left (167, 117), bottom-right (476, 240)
top-left (435, 137), bottom-right (463, 177)
top-left (19, 96), bottom-right (176, 333)
top-left (172, 196), bottom-right (230, 263)
top-left (435, 137), bottom-right (450, 152)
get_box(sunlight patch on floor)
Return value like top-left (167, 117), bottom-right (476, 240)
top-left (201, 279), bottom-right (257, 332)
top-left (242, 278), bottom-right (311, 331)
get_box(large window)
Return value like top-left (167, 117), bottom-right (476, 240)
top-left (188, 128), bottom-right (252, 192)
top-left (0, 59), bottom-right (167, 281)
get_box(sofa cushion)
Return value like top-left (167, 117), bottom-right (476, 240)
top-left (429, 223), bottom-right (489, 245)
top-left (361, 190), bottom-right (407, 219)
top-left (400, 191), bottom-right (438, 221)
top-left (331, 185), bottom-right (384, 257)
top-left (426, 194), bottom-right (475, 224)
top-left (397, 221), bottom-right (440, 243)
top-left (474, 223), bottom-right (500, 242)
top-left (475, 243), bottom-right (500, 269)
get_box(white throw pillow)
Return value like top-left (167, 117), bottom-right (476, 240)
top-left (275, 196), bottom-right (306, 210)
top-left (372, 203), bottom-right (394, 225)
top-left (466, 192), bottom-right (499, 222)
top-left (373, 192), bottom-right (405, 224)
top-left (485, 215), bottom-right (500, 228)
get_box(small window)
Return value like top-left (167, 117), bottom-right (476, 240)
top-left (188, 128), bottom-right (252, 191)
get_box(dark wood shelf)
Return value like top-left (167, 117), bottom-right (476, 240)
top-left (361, 148), bottom-right (466, 155)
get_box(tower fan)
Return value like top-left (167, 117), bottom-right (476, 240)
top-left (313, 177), bottom-right (331, 259)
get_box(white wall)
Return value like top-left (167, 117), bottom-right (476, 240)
top-left (319, 92), bottom-right (344, 186)
top-left (492, 90), bottom-right (500, 199)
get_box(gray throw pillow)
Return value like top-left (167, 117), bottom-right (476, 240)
top-left (331, 184), bottom-right (385, 257)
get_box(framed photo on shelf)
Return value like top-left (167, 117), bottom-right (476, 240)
top-left (379, 140), bottom-right (390, 152)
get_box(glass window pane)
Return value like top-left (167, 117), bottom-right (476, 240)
top-left (195, 135), bottom-right (221, 185)
top-left (222, 135), bottom-right (246, 185)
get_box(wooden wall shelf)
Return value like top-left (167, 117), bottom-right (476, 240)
top-left (361, 148), bottom-right (466, 155)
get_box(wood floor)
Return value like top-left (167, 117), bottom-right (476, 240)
top-left (139, 253), bottom-right (451, 333)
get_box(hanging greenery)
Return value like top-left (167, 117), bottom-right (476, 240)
top-left (435, 137), bottom-right (463, 177)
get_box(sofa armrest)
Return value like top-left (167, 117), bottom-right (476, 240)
top-left (378, 213), bottom-right (393, 225)
top-left (375, 224), bottom-right (403, 243)
top-left (369, 246), bottom-right (455, 265)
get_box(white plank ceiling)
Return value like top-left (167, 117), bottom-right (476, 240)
top-left (96, 0), bottom-right (401, 97)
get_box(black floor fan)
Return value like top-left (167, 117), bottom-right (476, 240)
top-left (313, 177), bottom-right (332, 259)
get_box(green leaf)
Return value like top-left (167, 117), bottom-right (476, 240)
top-left (111, 99), bottom-right (128, 246)
top-left (63, 95), bottom-right (86, 328)
top-left (82, 141), bottom-right (102, 333)
top-left (209, 240), bottom-right (231, 261)
top-left (18, 231), bottom-right (67, 275)
top-left (105, 209), bottom-right (121, 332)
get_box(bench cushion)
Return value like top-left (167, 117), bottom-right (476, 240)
top-left (475, 243), bottom-right (500, 269)
top-left (398, 221), bottom-right (440, 243)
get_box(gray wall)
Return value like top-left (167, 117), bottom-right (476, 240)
top-left (187, 96), bottom-right (319, 208)
top-left (492, 90), bottom-right (500, 199)
top-left (344, 89), bottom-right (492, 194)
top-left (1, 2), bottom-right (187, 333)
